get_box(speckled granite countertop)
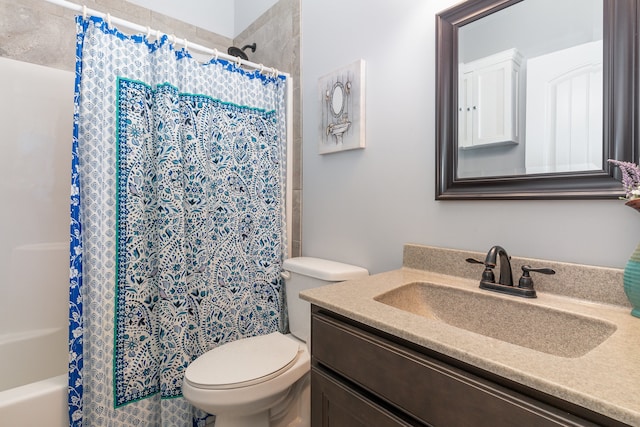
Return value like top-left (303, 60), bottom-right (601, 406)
top-left (300, 244), bottom-right (640, 426)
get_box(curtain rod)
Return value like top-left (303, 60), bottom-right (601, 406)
top-left (43, 0), bottom-right (288, 78)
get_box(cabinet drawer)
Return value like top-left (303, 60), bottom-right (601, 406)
top-left (312, 311), bottom-right (598, 427)
top-left (311, 367), bottom-right (414, 427)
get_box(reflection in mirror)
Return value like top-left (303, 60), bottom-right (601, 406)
top-left (435, 0), bottom-right (638, 199)
top-left (330, 82), bottom-right (345, 116)
top-left (457, 0), bottom-right (603, 179)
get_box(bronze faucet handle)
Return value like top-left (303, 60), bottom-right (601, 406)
top-left (518, 265), bottom-right (556, 290)
top-left (466, 258), bottom-right (495, 283)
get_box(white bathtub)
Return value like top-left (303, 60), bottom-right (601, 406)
top-left (0, 328), bottom-right (68, 427)
top-left (0, 58), bottom-right (74, 427)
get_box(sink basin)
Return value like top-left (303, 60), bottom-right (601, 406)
top-left (374, 282), bottom-right (616, 358)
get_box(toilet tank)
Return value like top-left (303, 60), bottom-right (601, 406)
top-left (282, 257), bottom-right (368, 344)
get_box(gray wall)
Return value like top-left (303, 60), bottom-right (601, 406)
top-left (300, 0), bottom-right (640, 274)
top-left (460, 0), bottom-right (602, 62)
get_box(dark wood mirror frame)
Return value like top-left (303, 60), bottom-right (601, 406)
top-left (436, 0), bottom-right (638, 200)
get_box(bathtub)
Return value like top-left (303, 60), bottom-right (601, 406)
top-left (0, 327), bottom-right (68, 427)
top-left (0, 58), bottom-right (74, 427)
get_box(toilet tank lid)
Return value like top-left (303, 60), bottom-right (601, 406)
top-left (282, 257), bottom-right (369, 281)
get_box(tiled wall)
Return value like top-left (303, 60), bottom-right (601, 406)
top-left (235, 0), bottom-right (302, 257)
top-left (0, 0), bottom-right (302, 257)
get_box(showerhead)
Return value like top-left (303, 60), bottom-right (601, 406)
top-left (227, 43), bottom-right (257, 61)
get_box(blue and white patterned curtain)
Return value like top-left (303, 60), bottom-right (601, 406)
top-left (68, 16), bottom-right (288, 427)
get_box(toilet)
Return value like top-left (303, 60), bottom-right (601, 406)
top-left (182, 257), bottom-right (369, 427)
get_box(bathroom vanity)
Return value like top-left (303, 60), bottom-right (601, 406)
top-left (301, 245), bottom-right (640, 426)
top-left (311, 307), bottom-right (624, 426)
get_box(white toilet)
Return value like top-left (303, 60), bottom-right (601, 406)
top-left (182, 257), bottom-right (369, 427)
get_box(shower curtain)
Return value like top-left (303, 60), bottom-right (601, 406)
top-left (68, 16), bottom-right (288, 427)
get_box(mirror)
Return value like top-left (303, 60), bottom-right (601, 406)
top-left (436, 0), bottom-right (638, 199)
top-left (330, 82), bottom-right (345, 116)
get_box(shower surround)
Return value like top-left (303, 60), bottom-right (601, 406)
top-left (0, 57), bottom-right (72, 427)
top-left (0, 1), bottom-right (301, 424)
top-left (0, 0), bottom-right (302, 256)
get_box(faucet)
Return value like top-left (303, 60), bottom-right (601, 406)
top-left (466, 246), bottom-right (555, 298)
top-left (484, 245), bottom-right (513, 287)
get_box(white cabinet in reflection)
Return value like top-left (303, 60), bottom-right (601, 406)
top-left (458, 49), bottom-right (522, 149)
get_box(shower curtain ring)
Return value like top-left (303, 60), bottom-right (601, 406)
top-left (183, 39), bottom-right (188, 50)
top-left (258, 64), bottom-right (265, 74)
top-left (82, 5), bottom-right (87, 20)
top-left (146, 26), bottom-right (151, 39)
top-left (213, 49), bottom-right (219, 61)
top-left (106, 13), bottom-right (111, 26)
top-left (235, 55), bottom-right (242, 68)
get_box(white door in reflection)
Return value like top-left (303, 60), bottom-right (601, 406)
top-left (525, 40), bottom-right (603, 174)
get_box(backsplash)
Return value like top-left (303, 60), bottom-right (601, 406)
top-left (403, 243), bottom-right (629, 307)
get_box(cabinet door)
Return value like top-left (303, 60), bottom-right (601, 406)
top-left (311, 368), bottom-right (415, 427)
top-left (473, 61), bottom-right (517, 146)
top-left (458, 71), bottom-right (474, 148)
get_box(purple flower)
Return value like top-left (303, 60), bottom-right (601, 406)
top-left (608, 159), bottom-right (640, 200)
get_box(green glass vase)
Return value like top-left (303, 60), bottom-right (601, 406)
top-left (624, 199), bottom-right (640, 318)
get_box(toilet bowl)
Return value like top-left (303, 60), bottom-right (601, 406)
top-left (183, 332), bottom-right (309, 427)
top-left (182, 257), bottom-right (369, 427)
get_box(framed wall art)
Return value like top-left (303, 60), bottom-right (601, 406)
top-left (318, 59), bottom-right (366, 154)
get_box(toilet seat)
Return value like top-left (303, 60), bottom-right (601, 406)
top-left (184, 332), bottom-right (301, 390)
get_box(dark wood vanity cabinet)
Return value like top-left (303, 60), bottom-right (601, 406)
top-left (310, 306), bottom-right (628, 427)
